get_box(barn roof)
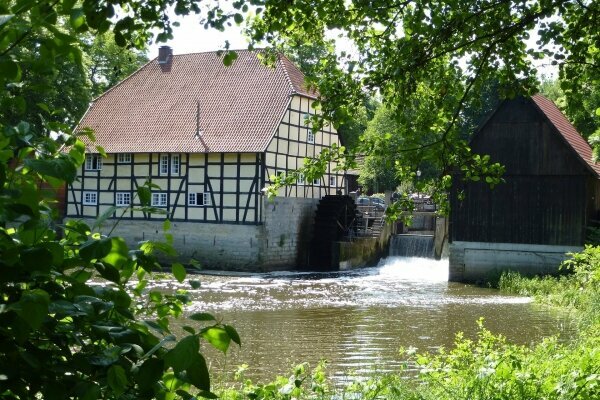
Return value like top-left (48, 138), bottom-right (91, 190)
top-left (78, 50), bottom-right (315, 154)
top-left (531, 94), bottom-right (600, 176)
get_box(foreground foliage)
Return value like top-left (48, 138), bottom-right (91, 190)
top-left (215, 247), bottom-right (600, 400)
top-left (0, 129), bottom-right (240, 399)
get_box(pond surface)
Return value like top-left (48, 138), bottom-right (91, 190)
top-left (153, 256), bottom-right (575, 385)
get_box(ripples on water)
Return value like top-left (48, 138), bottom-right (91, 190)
top-left (150, 257), bottom-right (574, 385)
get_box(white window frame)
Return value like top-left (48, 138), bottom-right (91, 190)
top-left (329, 176), bottom-right (337, 187)
top-left (188, 191), bottom-right (211, 206)
top-left (117, 153), bottom-right (132, 163)
top-left (297, 173), bottom-right (305, 185)
top-left (85, 154), bottom-right (102, 171)
top-left (188, 192), bottom-right (198, 206)
top-left (304, 113), bottom-right (315, 143)
top-left (171, 154), bottom-right (180, 175)
top-left (313, 178), bottom-right (320, 186)
top-left (82, 191), bottom-right (98, 205)
top-left (159, 154), bottom-right (169, 175)
top-left (151, 192), bottom-right (168, 207)
top-left (115, 192), bottom-right (131, 206)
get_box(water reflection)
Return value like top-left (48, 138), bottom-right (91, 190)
top-left (158, 257), bottom-right (574, 384)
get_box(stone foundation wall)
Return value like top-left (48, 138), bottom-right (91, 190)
top-left (449, 241), bottom-right (582, 283)
top-left (259, 197), bottom-right (319, 269)
top-left (77, 197), bottom-right (319, 272)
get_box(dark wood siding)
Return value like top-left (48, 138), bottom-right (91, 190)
top-left (451, 97), bottom-right (596, 246)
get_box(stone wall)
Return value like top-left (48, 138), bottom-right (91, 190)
top-left (259, 197), bottom-right (319, 269)
top-left (79, 197), bottom-right (319, 272)
top-left (449, 241), bottom-right (582, 283)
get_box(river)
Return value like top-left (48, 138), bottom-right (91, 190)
top-left (153, 256), bottom-right (574, 385)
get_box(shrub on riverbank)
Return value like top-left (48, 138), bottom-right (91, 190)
top-left (216, 247), bottom-right (600, 400)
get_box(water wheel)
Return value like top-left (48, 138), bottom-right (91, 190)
top-left (309, 195), bottom-right (359, 270)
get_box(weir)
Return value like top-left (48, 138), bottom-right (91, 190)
top-left (389, 234), bottom-right (435, 258)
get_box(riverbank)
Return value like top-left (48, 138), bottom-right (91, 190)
top-left (216, 247), bottom-right (600, 399)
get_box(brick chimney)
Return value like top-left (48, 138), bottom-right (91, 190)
top-left (158, 45), bottom-right (173, 72)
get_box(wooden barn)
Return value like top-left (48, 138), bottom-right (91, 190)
top-left (66, 47), bottom-right (346, 270)
top-left (449, 94), bottom-right (600, 282)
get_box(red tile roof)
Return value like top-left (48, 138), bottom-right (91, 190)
top-left (78, 50), bottom-right (314, 154)
top-left (532, 94), bottom-right (600, 176)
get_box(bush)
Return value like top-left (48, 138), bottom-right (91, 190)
top-left (0, 126), bottom-right (239, 399)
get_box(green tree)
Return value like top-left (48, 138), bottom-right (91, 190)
top-left (85, 32), bottom-right (149, 98)
top-left (248, 0), bottom-right (598, 205)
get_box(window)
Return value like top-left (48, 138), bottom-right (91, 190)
top-left (159, 154), bottom-right (179, 175)
top-left (159, 154), bottom-right (169, 175)
top-left (188, 192), bottom-right (211, 206)
top-left (329, 176), bottom-right (337, 187)
top-left (313, 178), bottom-right (320, 185)
top-left (82, 191), bottom-right (97, 205)
top-left (117, 153), bottom-right (132, 163)
top-left (85, 154), bottom-right (102, 170)
top-left (151, 192), bottom-right (168, 207)
top-left (304, 113), bottom-right (315, 143)
top-left (297, 173), bottom-right (305, 185)
top-left (115, 192), bottom-right (131, 206)
top-left (171, 154), bottom-right (180, 174)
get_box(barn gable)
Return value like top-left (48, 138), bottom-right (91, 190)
top-left (449, 95), bottom-right (600, 282)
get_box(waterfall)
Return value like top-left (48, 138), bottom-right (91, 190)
top-left (389, 234), bottom-right (435, 258)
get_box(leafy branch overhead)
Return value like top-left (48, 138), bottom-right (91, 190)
top-left (249, 0), bottom-right (598, 199)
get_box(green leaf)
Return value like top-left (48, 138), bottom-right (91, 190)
top-left (136, 358), bottom-right (164, 390)
top-left (70, 8), bottom-right (85, 29)
top-left (233, 13), bottom-right (243, 24)
top-left (11, 289), bottom-right (50, 329)
top-left (189, 312), bottom-right (216, 321)
top-left (163, 218), bottom-right (171, 231)
top-left (596, 107), bottom-right (600, 117)
top-left (172, 263), bottom-right (186, 282)
top-left (201, 327), bottom-right (230, 353)
top-left (79, 238), bottom-right (113, 262)
top-left (137, 185), bottom-right (151, 206)
top-left (185, 353), bottom-right (210, 390)
top-left (0, 58), bottom-right (21, 81)
top-left (164, 335), bottom-right (199, 372)
top-left (222, 51), bottom-right (238, 66)
top-left (224, 325), bottom-right (241, 346)
top-left (189, 280), bottom-right (201, 289)
top-left (25, 156), bottom-right (77, 183)
top-left (95, 262), bottom-right (121, 283)
top-left (21, 246), bottom-right (53, 272)
top-left (107, 365), bottom-right (128, 395)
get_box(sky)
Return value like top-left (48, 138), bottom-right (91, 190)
top-left (147, 14), bottom-right (557, 79)
top-left (147, 17), bottom-right (249, 58)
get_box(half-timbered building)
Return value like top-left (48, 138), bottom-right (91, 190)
top-left (449, 94), bottom-right (600, 282)
top-left (66, 47), bottom-right (346, 270)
